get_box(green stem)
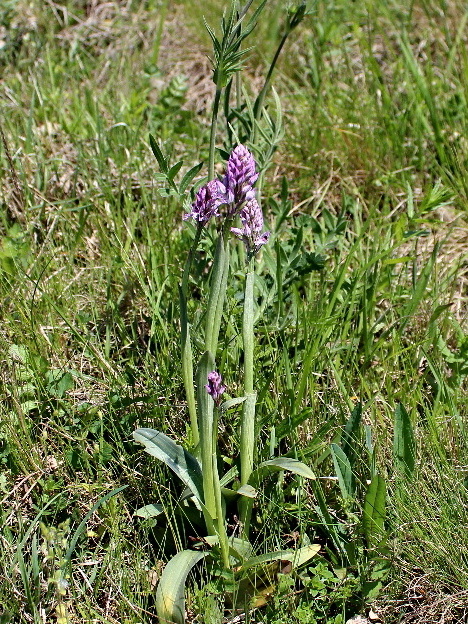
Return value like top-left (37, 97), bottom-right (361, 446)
top-left (239, 266), bottom-right (256, 537)
top-left (197, 351), bottom-right (217, 531)
top-left (211, 238), bottom-right (230, 355)
top-left (180, 227), bottom-right (203, 448)
top-left (212, 406), bottom-right (231, 570)
top-left (253, 30), bottom-right (289, 142)
top-left (208, 88), bottom-right (223, 181)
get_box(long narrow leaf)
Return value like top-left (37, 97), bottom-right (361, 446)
top-left (179, 162), bottom-right (203, 195)
top-left (64, 485), bottom-right (127, 565)
top-left (330, 443), bottom-right (354, 500)
top-left (149, 134), bottom-right (168, 173)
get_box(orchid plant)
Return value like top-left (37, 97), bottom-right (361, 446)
top-left (133, 2), bottom-right (317, 622)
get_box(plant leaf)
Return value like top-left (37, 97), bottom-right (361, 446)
top-left (363, 475), bottom-right (386, 549)
top-left (167, 160), bottom-right (184, 183)
top-left (179, 162), bottom-right (204, 195)
top-left (341, 402), bottom-right (362, 466)
top-left (134, 504), bottom-right (163, 519)
top-left (149, 134), bottom-right (168, 173)
top-left (330, 443), bottom-right (354, 500)
top-left (220, 396), bottom-right (246, 412)
top-left (393, 403), bottom-right (416, 478)
top-left (255, 457), bottom-right (315, 480)
top-left (133, 428), bottom-right (204, 504)
top-left (156, 550), bottom-right (208, 624)
top-left (240, 544), bottom-right (321, 571)
top-left (237, 484), bottom-right (257, 498)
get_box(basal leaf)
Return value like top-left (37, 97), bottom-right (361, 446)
top-left (330, 443), bottom-right (354, 500)
top-left (393, 403), bottom-right (416, 478)
top-left (240, 544), bottom-right (321, 572)
top-left (363, 475), bottom-right (386, 549)
top-left (255, 457), bottom-right (316, 480)
top-left (133, 428), bottom-right (204, 504)
top-left (156, 550), bottom-right (208, 624)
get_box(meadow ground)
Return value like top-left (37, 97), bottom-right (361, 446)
top-left (1, 1), bottom-right (468, 622)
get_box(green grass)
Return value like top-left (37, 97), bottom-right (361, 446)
top-left (1, 0), bottom-right (468, 622)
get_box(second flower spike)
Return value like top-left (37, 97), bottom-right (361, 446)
top-left (205, 371), bottom-right (226, 405)
top-left (231, 198), bottom-right (270, 258)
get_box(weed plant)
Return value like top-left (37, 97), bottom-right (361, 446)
top-left (1, 1), bottom-right (468, 623)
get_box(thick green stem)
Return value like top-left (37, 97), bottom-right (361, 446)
top-left (212, 406), bottom-right (231, 570)
top-left (239, 267), bottom-right (256, 537)
top-left (180, 227), bottom-right (202, 447)
top-left (197, 351), bottom-right (217, 531)
top-left (211, 239), bottom-right (230, 355)
top-left (208, 88), bottom-right (223, 181)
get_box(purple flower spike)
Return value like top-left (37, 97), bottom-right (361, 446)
top-left (184, 180), bottom-right (229, 226)
top-left (205, 371), bottom-right (226, 405)
top-left (224, 144), bottom-right (258, 215)
top-left (231, 198), bottom-right (270, 257)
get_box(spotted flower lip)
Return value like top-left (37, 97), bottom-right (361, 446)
top-left (223, 144), bottom-right (258, 215)
top-left (231, 198), bottom-right (270, 257)
top-left (205, 371), bottom-right (226, 405)
top-left (183, 179), bottom-right (230, 226)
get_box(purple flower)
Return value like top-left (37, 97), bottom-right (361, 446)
top-left (223, 145), bottom-right (258, 215)
top-left (183, 180), bottom-right (229, 226)
top-left (205, 371), bottom-right (226, 405)
top-left (231, 198), bottom-right (270, 257)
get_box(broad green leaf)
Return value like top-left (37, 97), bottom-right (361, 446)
top-left (133, 428), bottom-right (204, 504)
top-left (156, 550), bottom-right (208, 624)
top-left (255, 457), bottom-right (315, 480)
top-left (46, 370), bottom-right (74, 398)
top-left (237, 484), bottom-right (257, 498)
top-left (221, 484), bottom-right (257, 502)
top-left (203, 535), bottom-right (253, 562)
top-left (341, 403), bottom-right (362, 467)
top-left (220, 396), bottom-right (246, 412)
top-left (363, 475), bottom-right (386, 549)
top-left (393, 403), bottom-right (416, 478)
top-left (240, 544), bottom-right (321, 571)
top-left (330, 443), bottom-right (354, 500)
top-left (134, 504), bottom-right (163, 519)
top-left (229, 537), bottom-right (253, 562)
